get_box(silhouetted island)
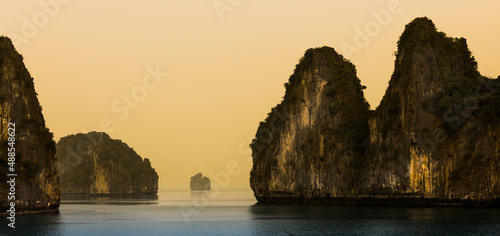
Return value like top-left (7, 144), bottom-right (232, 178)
top-left (190, 173), bottom-right (211, 190)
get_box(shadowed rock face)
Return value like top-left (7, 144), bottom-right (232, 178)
top-left (190, 173), bottom-right (211, 190)
top-left (250, 17), bottom-right (500, 206)
top-left (56, 132), bottom-right (158, 195)
top-left (250, 45), bottom-right (371, 200)
top-left (0, 36), bottom-right (60, 213)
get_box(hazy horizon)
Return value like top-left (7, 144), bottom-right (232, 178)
top-left (1, 0), bottom-right (499, 190)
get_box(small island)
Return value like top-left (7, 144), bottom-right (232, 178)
top-left (56, 132), bottom-right (159, 196)
top-left (190, 173), bottom-right (211, 190)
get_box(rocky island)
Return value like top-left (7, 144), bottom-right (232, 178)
top-left (250, 17), bottom-right (500, 206)
top-left (0, 36), bottom-right (60, 214)
top-left (190, 173), bottom-right (211, 190)
top-left (56, 132), bottom-right (159, 195)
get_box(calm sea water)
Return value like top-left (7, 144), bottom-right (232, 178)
top-left (2, 190), bottom-right (500, 235)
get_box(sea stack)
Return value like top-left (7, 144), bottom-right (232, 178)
top-left (0, 36), bottom-right (60, 213)
top-left (56, 132), bottom-right (159, 195)
top-left (190, 173), bottom-right (211, 190)
top-left (250, 17), bottom-right (500, 206)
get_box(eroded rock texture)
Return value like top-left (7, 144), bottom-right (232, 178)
top-left (57, 132), bottom-right (158, 195)
top-left (0, 37), bottom-right (60, 213)
top-left (250, 17), bottom-right (500, 206)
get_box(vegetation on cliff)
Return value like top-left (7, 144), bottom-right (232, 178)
top-left (0, 36), bottom-right (60, 213)
top-left (250, 17), bottom-right (500, 206)
top-left (56, 132), bottom-right (158, 195)
top-left (369, 17), bottom-right (500, 199)
top-left (250, 46), bottom-right (371, 197)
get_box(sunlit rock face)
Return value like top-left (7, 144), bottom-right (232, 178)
top-left (57, 132), bottom-right (159, 195)
top-left (0, 36), bottom-right (60, 213)
top-left (250, 45), bottom-right (371, 201)
top-left (250, 17), bottom-right (500, 206)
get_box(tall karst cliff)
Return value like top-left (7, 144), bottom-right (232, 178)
top-left (250, 46), bottom-right (371, 200)
top-left (56, 132), bottom-right (159, 195)
top-left (250, 17), bottom-right (500, 206)
top-left (0, 37), bottom-right (60, 213)
top-left (366, 17), bottom-right (500, 202)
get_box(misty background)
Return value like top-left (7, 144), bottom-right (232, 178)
top-left (1, 0), bottom-right (498, 190)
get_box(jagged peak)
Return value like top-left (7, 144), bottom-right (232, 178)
top-left (0, 35), bottom-right (14, 46)
top-left (0, 36), bottom-right (24, 66)
top-left (286, 46), bottom-right (356, 89)
top-left (295, 46), bottom-right (347, 71)
top-left (0, 36), bottom-right (19, 54)
top-left (404, 17), bottom-right (437, 34)
top-left (391, 17), bottom-right (479, 80)
top-left (395, 17), bottom-right (474, 59)
top-left (302, 46), bottom-right (341, 61)
top-left (397, 17), bottom-right (439, 49)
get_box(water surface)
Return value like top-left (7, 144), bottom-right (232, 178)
top-left (2, 190), bottom-right (500, 235)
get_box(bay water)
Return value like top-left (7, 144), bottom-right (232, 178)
top-left (2, 190), bottom-right (500, 235)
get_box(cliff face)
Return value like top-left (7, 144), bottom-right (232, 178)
top-left (0, 37), bottom-right (60, 213)
top-left (250, 17), bottom-right (500, 206)
top-left (56, 132), bottom-right (159, 195)
top-left (366, 17), bottom-right (500, 201)
top-left (250, 46), bottom-right (371, 199)
top-left (190, 173), bottom-right (211, 190)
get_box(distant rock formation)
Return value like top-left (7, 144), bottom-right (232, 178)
top-left (250, 17), bottom-right (500, 206)
top-left (190, 173), bottom-right (211, 190)
top-left (56, 132), bottom-right (159, 195)
top-left (0, 36), bottom-right (60, 214)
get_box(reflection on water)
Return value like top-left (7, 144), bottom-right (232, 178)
top-left (190, 190), bottom-right (210, 201)
top-left (62, 194), bottom-right (159, 201)
top-left (2, 190), bottom-right (500, 236)
top-left (61, 194), bottom-right (159, 205)
top-left (3, 212), bottom-right (63, 236)
top-left (189, 190), bottom-right (210, 207)
top-left (156, 189), bottom-right (257, 206)
top-left (248, 204), bottom-right (500, 235)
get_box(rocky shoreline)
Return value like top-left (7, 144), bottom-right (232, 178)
top-left (0, 207), bottom-right (59, 216)
top-left (254, 196), bottom-right (500, 208)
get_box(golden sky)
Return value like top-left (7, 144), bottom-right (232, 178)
top-left (1, 0), bottom-right (499, 190)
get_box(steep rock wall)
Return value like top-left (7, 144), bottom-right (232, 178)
top-left (0, 36), bottom-right (60, 213)
top-left (250, 17), bottom-right (500, 206)
top-left (251, 47), bottom-right (371, 200)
